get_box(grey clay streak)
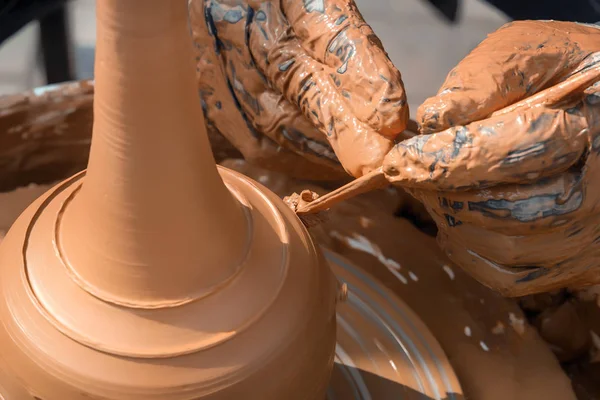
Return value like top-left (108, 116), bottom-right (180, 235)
top-left (468, 191), bottom-right (583, 223)
top-left (304, 0), bottom-right (325, 13)
top-left (201, 0), bottom-right (338, 162)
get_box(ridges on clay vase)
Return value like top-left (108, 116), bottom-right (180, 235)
top-left (0, 0), bottom-right (467, 398)
top-left (0, 89), bottom-right (465, 399)
top-left (0, 0), bottom-right (338, 398)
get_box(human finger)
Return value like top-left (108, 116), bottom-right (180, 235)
top-left (190, 0), bottom-right (258, 156)
top-left (280, 0), bottom-right (408, 137)
top-left (204, 0), bottom-right (341, 168)
top-left (417, 182), bottom-right (600, 297)
top-left (384, 96), bottom-right (594, 191)
top-left (417, 84), bottom-right (600, 233)
top-left (189, 0), bottom-right (346, 180)
top-left (401, 64), bottom-right (600, 227)
top-left (416, 21), bottom-right (600, 134)
top-left (248, 1), bottom-right (394, 177)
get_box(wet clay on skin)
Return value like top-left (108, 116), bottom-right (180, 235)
top-left (292, 22), bottom-right (600, 299)
top-left (290, 63), bottom-right (600, 218)
top-left (190, 0), bottom-right (408, 177)
top-left (384, 61), bottom-right (600, 191)
top-left (406, 86), bottom-right (600, 297)
top-left (381, 22), bottom-right (600, 300)
top-left (0, 0), bottom-right (338, 398)
top-left (418, 21), bottom-right (600, 134)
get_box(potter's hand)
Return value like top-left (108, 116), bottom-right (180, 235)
top-left (189, 0), bottom-right (408, 178)
top-left (384, 21), bottom-right (600, 297)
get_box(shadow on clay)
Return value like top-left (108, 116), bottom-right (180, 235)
top-left (395, 200), bottom-right (438, 237)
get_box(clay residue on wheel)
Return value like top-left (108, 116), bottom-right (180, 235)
top-left (0, 81), bottom-right (94, 191)
top-left (280, 0), bottom-right (408, 136)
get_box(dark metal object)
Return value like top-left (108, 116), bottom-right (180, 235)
top-left (0, 0), bottom-right (73, 84)
top-left (38, 4), bottom-right (73, 83)
top-left (423, 0), bottom-right (461, 23)
top-left (485, 0), bottom-right (600, 22)
top-left (423, 0), bottom-right (600, 23)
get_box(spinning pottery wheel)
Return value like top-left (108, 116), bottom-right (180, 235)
top-left (327, 249), bottom-right (461, 399)
top-left (0, 1), bottom-right (462, 398)
top-left (0, 82), bottom-right (462, 400)
top-left (0, 87), bottom-right (462, 399)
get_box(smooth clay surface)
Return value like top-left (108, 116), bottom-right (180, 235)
top-left (0, 0), bottom-right (337, 398)
top-left (0, 174), bottom-right (460, 400)
top-left (0, 183), bottom-right (53, 240)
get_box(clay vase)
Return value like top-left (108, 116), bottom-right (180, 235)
top-left (0, 0), bottom-right (337, 398)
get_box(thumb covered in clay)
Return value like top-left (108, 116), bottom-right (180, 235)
top-left (416, 21), bottom-right (600, 134)
top-left (405, 80), bottom-right (600, 297)
top-left (382, 21), bottom-right (600, 192)
top-left (382, 83), bottom-right (597, 191)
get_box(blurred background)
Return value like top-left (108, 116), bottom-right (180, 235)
top-left (0, 0), bottom-right (508, 115)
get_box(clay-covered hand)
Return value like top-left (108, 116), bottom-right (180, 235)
top-left (383, 21), bottom-right (600, 297)
top-left (189, 0), bottom-right (408, 179)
